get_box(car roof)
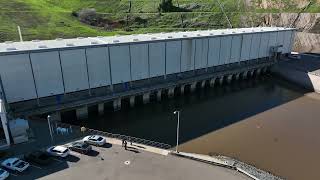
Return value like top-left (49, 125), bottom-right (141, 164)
top-left (52, 146), bottom-right (68, 152)
top-left (2, 158), bottom-right (19, 164)
top-left (89, 135), bottom-right (103, 140)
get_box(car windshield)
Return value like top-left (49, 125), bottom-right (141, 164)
top-left (12, 159), bottom-right (20, 165)
top-left (62, 149), bottom-right (68, 153)
top-left (97, 137), bottom-right (103, 141)
top-left (81, 143), bottom-right (90, 148)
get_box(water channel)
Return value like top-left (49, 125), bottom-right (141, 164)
top-left (71, 75), bottom-right (320, 180)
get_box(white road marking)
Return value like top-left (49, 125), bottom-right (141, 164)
top-left (31, 165), bottom-right (42, 169)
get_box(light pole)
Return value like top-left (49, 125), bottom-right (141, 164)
top-left (47, 115), bottom-right (53, 142)
top-left (173, 110), bottom-right (180, 153)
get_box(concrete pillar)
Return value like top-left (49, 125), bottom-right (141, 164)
top-left (227, 75), bottom-right (233, 84)
top-left (180, 85), bottom-right (185, 95)
top-left (219, 76), bottom-right (224, 85)
top-left (210, 78), bottom-right (216, 87)
top-left (201, 80), bottom-right (206, 88)
top-left (262, 67), bottom-right (268, 73)
top-left (168, 88), bottom-right (175, 98)
top-left (143, 93), bottom-right (150, 104)
top-left (113, 98), bottom-right (121, 111)
top-left (98, 103), bottom-right (104, 115)
top-left (242, 71), bottom-right (248, 80)
top-left (157, 90), bottom-right (162, 101)
top-left (190, 82), bottom-right (197, 92)
top-left (235, 74), bottom-right (240, 80)
top-left (249, 70), bottom-right (254, 77)
top-left (76, 106), bottom-right (88, 120)
top-left (256, 68), bottom-right (261, 76)
top-left (130, 96), bottom-right (135, 107)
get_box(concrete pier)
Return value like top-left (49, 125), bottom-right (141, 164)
top-left (113, 98), bottom-right (121, 111)
top-left (168, 88), bottom-right (175, 98)
top-left (76, 106), bottom-right (88, 120)
top-left (227, 75), bottom-right (232, 84)
top-left (157, 90), bottom-right (162, 101)
top-left (190, 82), bottom-right (197, 92)
top-left (201, 80), bottom-right (206, 88)
top-left (242, 71), bottom-right (248, 80)
top-left (249, 70), bottom-right (254, 77)
top-left (130, 96), bottom-right (135, 107)
top-left (98, 103), bottom-right (104, 115)
top-left (180, 85), bottom-right (185, 95)
top-left (256, 68), bottom-right (261, 76)
top-left (143, 93), bottom-right (150, 104)
top-left (219, 76), bottom-right (224, 85)
top-left (210, 78), bottom-right (216, 87)
top-left (235, 74), bottom-right (240, 80)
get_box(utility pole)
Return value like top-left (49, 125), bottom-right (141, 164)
top-left (17, 26), bottom-right (23, 42)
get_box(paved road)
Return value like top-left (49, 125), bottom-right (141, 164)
top-left (9, 143), bottom-right (249, 180)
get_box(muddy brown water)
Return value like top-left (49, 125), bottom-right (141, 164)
top-left (73, 75), bottom-right (320, 180)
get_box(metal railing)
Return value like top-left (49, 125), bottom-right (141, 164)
top-left (56, 122), bottom-right (172, 150)
top-left (86, 128), bottom-right (172, 150)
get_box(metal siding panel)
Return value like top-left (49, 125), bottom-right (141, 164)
top-left (277, 31), bottom-right (285, 53)
top-left (230, 35), bottom-right (241, 63)
top-left (166, 41), bottom-right (181, 74)
top-left (60, 49), bottom-right (89, 93)
top-left (258, 33), bottom-right (270, 58)
top-left (283, 31), bottom-right (292, 53)
top-left (241, 34), bottom-right (252, 61)
top-left (109, 45), bottom-right (131, 84)
top-left (289, 31), bottom-right (295, 52)
top-left (130, 44), bottom-right (149, 81)
top-left (194, 39), bottom-right (208, 69)
top-left (220, 36), bottom-right (232, 65)
top-left (30, 52), bottom-right (64, 98)
top-left (249, 33), bottom-right (261, 59)
top-left (0, 54), bottom-right (37, 103)
top-left (208, 37), bottom-right (220, 66)
top-left (181, 40), bottom-right (194, 72)
top-left (149, 42), bottom-right (165, 78)
top-left (86, 47), bottom-right (111, 88)
top-left (268, 32), bottom-right (278, 55)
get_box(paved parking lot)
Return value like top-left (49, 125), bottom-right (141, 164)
top-left (6, 141), bottom-right (250, 180)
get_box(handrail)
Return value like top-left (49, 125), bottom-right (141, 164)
top-left (56, 122), bottom-right (172, 150)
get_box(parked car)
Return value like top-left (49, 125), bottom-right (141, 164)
top-left (0, 168), bottom-right (9, 180)
top-left (1, 158), bottom-right (29, 172)
top-left (46, 146), bottom-right (70, 158)
top-left (69, 141), bottom-right (92, 154)
top-left (83, 135), bottom-right (106, 146)
top-left (24, 150), bottom-right (52, 165)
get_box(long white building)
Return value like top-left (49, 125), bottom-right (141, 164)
top-left (0, 27), bottom-right (295, 110)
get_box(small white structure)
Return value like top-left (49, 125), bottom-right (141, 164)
top-left (0, 99), bottom-right (11, 148)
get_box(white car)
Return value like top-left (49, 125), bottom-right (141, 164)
top-left (1, 158), bottom-right (29, 172)
top-left (83, 135), bottom-right (106, 146)
top-left (0, 168), bottom-right (9, 179)
top-left (46, 146), bottom-right (70, 158)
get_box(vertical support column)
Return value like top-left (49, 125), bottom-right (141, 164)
top-left (227, 75), bottom-right (233, 84)
top-left (256, 68), bottom-right (261, 76)
top-left (180, 85), bottom-right (185, 95)
top-left (98, 103), bottom-right (104, 115)
top-left (168, 88), bottom-right (175, 98)
top-left (242, 71), bottom-right (248, 80)
top-left (113, 98), bottom-right (121, 111)
top-left (262, 67), bottom-right (268, 73)
top-left (210, 78), bottom-right (216, 87)
top-left (157, 90), bottom-right (162, 101)
top-left (130, 96), bottom-right (135, 107)
top-left (235, 74), bottom-right (240, 80)
top-left (76, 106), bottom-right (88, 120)
top-left (201, 80), bottom-right (206, 88)
top-left (190, 82), bottom-right (197, 92)
top-left (219, 76), bottom-right (224, 85)
top-left (143, 93), bottom-right (150, 104)
top-left (249, 70), bottom-right (254, 77)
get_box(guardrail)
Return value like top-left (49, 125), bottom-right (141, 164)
top-left (56, 122), bottom-right (172, 150)
top-left (86, 128), bottom-right (172, 150)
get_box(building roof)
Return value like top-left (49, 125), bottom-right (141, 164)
top-left (0, 27), bottom-right (294, 54)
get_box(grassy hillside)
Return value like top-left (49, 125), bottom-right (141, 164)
top-left (0, 0), bottom-right (319, 42)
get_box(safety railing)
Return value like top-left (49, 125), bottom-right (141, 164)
top-left (56, 122), bottom-right (172, 150)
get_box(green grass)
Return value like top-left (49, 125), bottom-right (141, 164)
top-left (0, 0), bottom-right (319, 42)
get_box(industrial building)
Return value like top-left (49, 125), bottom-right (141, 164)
top-left (0, 27), bottom-right (295, 133)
